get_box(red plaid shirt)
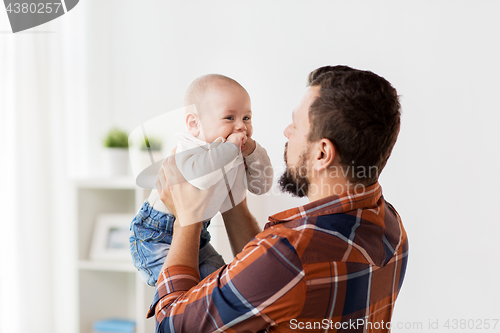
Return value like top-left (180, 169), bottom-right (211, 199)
top-left (148, 182), bottom-right (409, 332)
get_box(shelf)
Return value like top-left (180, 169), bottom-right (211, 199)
top-left (74, 178), bottom-right (155, 333)
top-left (79, 260), bottom-right (136, 272)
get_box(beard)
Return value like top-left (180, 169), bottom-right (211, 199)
top-left (278, 142), bottom-right (310, 198)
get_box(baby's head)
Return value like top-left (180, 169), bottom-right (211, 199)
top-left (184, 74), bottom-right (252, 144)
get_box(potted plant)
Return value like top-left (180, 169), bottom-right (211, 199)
top-left (137, 135), bottom-right (164, 170)
top-left (102, 128), bottom-right (130, 176)
top-left (140, 136), bottom-right (163, 152)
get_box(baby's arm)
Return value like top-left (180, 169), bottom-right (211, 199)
top-left (244, 141), bottom-right (274, 195)
top-left (176, 141), bottom-right (240, 190)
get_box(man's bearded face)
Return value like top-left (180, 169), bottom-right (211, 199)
top-left (278, 142), bottom-right (310, 198)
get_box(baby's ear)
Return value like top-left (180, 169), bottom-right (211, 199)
top-left (186, 113), bottom-right (200, 136)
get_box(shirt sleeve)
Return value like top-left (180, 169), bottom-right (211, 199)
top-left (148, 234), bottom-right (306, 333)
top-left (244, 141), bottom-right (274, 195)
top-left (176, 141), bottom-right (240, 190)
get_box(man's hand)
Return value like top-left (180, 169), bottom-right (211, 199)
top-left (156, 172), bottom-right (177, 217)
top-left (155, 148), bottom-right (215, 227)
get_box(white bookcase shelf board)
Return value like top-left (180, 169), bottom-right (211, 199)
top-left (72, 176), bottom-right (239, 333)
top-left (72, 177), bottom-right (154, 333)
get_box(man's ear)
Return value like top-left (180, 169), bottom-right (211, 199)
top-left (312, 139), bottom-right (336, 172)
top-left (186, 113), bottom-right (200, 137)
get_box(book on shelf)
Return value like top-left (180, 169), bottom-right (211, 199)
top-left (93, 318), bottom-right (136, 333)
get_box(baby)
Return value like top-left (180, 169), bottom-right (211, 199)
top-left (129, 74), bottom-right (273, 286)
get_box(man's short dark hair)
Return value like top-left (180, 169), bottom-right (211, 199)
top-left (307, 65), bottom-right (401, 185)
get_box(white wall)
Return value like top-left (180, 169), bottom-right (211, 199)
top-left (80, 1), bottom-right (500, 330)
top-left (4, 1), bottom-right (500, 331)
top-left (75, 2), bottom-right (500, 330)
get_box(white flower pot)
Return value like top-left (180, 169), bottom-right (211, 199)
top-left (130, 150), bottom-right (163, 177)
top-left (102, 148), bottom-right (130, 176)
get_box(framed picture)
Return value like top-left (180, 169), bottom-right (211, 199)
top-left (90, 214), bottom-right (134, 261)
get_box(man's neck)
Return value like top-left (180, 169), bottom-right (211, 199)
top-left (307, 176), bottom-right (352, 202)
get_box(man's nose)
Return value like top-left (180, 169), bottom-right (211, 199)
top-left (284, 124), bottom-right (291, 138)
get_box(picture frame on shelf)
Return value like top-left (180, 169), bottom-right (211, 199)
top-left (90, 214), bottom-right (134, 261)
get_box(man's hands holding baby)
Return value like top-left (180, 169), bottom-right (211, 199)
top-left (227, 132), bottom-right (256, 157)
top-left (155, 148), bottom-right (215, 229)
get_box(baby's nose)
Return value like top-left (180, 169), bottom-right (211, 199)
top-left (235, 121), bottom-right (247, 131)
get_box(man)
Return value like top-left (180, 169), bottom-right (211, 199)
top-left (150, 65), bottom-right (409, 332)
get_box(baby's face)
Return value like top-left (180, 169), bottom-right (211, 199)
top-left (197, 84), bottom-right (253, 143)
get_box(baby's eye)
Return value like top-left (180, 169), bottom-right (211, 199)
top-left (225, 116), bottom-right (234, 120)
top-left (243, 116), bottom-right (251, 121)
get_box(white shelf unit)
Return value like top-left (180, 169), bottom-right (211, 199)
top-left (74, 177), bottom-right (155, 333)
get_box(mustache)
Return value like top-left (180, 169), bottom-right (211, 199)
top-left (284, 142), bottom-right (288, 163)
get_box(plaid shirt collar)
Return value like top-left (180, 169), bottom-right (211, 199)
top-left (265, 182), bottom-right (382, 229)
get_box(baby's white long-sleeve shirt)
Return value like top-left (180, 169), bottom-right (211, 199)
top-left (147, 133), bottom-right (273, 219)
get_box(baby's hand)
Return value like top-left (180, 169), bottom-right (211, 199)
top-left (242, 137), bottom-right (256, 157)
top-left (227, 132), bottom-right (247, 151)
